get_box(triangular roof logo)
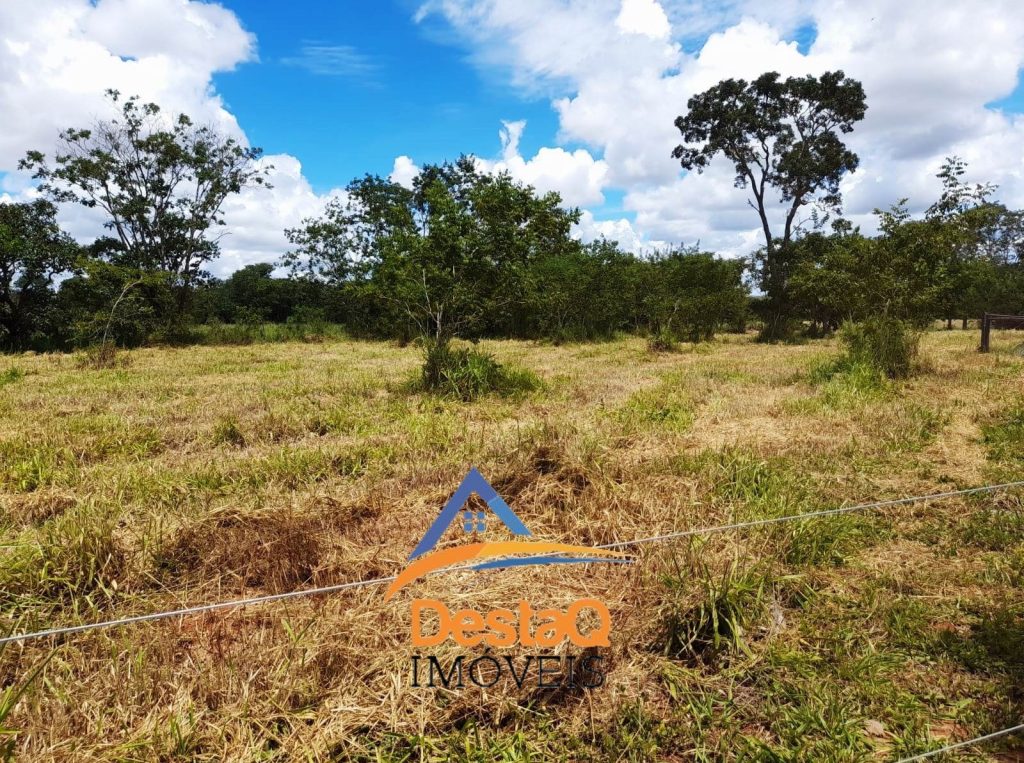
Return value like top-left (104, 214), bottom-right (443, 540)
top-left (408, 467), bottom-right (531, 560)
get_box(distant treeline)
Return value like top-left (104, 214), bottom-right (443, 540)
top-left (2, 91), bottom-right (1022, 354)
top-left (1, 238), bottom-right (749, 351)
top-left (196, 243), bottom-right (749, 344)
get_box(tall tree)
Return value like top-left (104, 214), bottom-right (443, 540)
top-left (673, 71), bottom-right (867, 338)
top-left (926, 157), bottom-right (1024, 327)
top-left (0, 199), bottom-right (78, 349)
top-left (283, 157), bottom-right (580, 347)
top-left (20, 90), bottom-right (270, 316)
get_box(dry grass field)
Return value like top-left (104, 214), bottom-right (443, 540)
top-left (0, 329), bottom-right (1022, 761)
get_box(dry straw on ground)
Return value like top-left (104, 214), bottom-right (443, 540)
top-left (0, 330), bottom-right (1022, 760)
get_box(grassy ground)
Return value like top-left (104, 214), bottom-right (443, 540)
top-left (0, 329), bottom-right (1022, 761)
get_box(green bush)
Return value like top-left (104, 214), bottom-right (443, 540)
top-left (0, 367), bottom-right (24, 387)
top-left (647, 328), bottom-right (678, 353)
top-left (419, 343), bottom-right (541, 401)
top-left (282, 306), bottom-right (329, 342)
top-left (839, 316), bottom-right (919, 379)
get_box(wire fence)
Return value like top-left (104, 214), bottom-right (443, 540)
top-left (2, 479), bottom-right (1023, 760)
top-left (894, 722), bottom-right (1024, 762)
top-left (2, 479), bottom-right (1021, 647)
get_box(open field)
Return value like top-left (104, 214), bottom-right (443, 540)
top-left (0, 329), bottom-right (1023, 761)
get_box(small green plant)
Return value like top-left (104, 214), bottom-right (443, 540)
top-left (211, 415), bottom-right (247, 447)
top-left (0, 367), bottom-right (24, 387)
top-left (839, 316), bottom-right (920, 379)
top-left (75, 343), bottom-right (128, 370)
top-left (418, 343), bottom-right (541, 401)
top-left (657, 556), bottom-right (770, 661)
top-left (982, 402), bottom-right (1024, 464)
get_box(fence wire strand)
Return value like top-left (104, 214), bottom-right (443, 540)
top-left (1, 479), bottom-right (1021, 647)
top-left (894, 722), bottom-right (1024, 762)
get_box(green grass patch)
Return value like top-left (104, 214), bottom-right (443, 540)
top-left (784, 514), bottom-right (879, 567)
top-left (808, 356), bottom-right (891, 409)
top-left (615, 377), bottom-right (693, 432)
top-left (0, 503), bottom-right (123, 609)
top-left (656, 556), bottom-right (772, 662)
top-left (876, 403), bottom-right (947, 453)
top-left (211, 415), bottom-right (247, 447)
top-left (415, 343), bottom-right (542, 401)
top-left (0, 440), bottom-right (78, 492)
top-left (706, 449), bottom-right (813, 520)
top-left (0, 367), bottom-right (24, 387)
top-left (982, 401), bottom-right (1024, 464)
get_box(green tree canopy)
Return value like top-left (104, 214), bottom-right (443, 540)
top-left (21, 90), bottom-right (270, 308)
top-left (0, 199), bottom-right (78, 349)
top-left (673, 70), bottom-right (867, 337)
top-left (283, 156), bottom-right (581, 346)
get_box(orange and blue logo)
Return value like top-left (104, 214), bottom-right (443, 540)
top-left (385, 467), bottom-right (631, 600)
top-left (393, 468), bottom-right (631, 689)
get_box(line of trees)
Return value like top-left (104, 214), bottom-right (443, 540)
top-left (1, 78), bottom-right (1022, 357)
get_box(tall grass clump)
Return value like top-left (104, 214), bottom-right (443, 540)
top-left (418, 342), bottom-right (541, 401)
top-left (657, 557), bottom-right (770, 661)
top-left (982, 401), bottom-right (1024, 464)
top-left (74, 343), bottom-right (129, 370)
top-left (808, 355), bottom-right (889, 408)
top-left (0, 367), bottom-right (24, 387)
top-left (839, 316), bottom-right (920, 379)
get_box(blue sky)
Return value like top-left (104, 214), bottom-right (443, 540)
top-left (212, 1), bottom-right (561, 193)
top-left (2, 0), bottom-right (1024, 273)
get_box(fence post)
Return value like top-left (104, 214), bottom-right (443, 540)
top-left (980, 313), bottom-right (991, 353)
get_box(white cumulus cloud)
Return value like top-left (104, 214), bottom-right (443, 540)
top-left (615, 0), bottom-right (671, 39)
top-left (481, 120), bottom-right (609, 207)
top-left (422, 0), bottom-right (1024, 254)
top-left (389, 155), bottom-right (421, 188)
top-left (0, 0), bottom-right (345, 277)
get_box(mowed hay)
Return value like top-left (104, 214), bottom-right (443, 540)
top-left (0, 331), bottom-right (1022, 760)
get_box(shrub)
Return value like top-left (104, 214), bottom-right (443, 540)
top-left (839, 316), bottom-right (919, 379)
top-left (75, 343), bottom-right (128, 370)
top-left (647, 329), bottom-right (678, 353)
top-left (419, 342), bottom-right (541, 401)
top-left (283, 306), bottom-right (329, 342)
top-left (0, 367), bottom-right (24, 387)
